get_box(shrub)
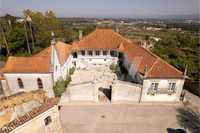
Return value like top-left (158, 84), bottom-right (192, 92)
top-left (53, 78), bottom-right (66, 97)
top-left (69, 67), bottom-right (75, 75)
top-left (109, 63), bottom-right (117, 72)
top-left (65, 75), bottom-right (71, 87)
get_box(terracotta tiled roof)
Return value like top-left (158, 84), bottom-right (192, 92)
top-left (33, 47), bottom-right (51, 58)
top-left (120, 42), bottom-right (157, 74)
top-left (2, 41), bottom-right (72, 73)
top-left (146, 58), bottom-right (183, 78)
top-left (0, 98), bottom-right (59, 133)
top-left (1, 29), bottom-right (183, 78)
top-left (119, 42), bottom-right (183, 78)
top-left (2, 56), bottom-right (51, 73)
top-left (55, 41), bottom-right (72, 65)
top-left (72, 29), bottom-right (131, 50)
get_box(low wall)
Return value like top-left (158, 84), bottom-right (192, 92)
top-left (112, 80), bottom-right (141, 102)
top-left (68, 83), bottom-right (97, 101)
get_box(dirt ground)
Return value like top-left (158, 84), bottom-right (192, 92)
top-left (59, 103), bottom-right (187, 133)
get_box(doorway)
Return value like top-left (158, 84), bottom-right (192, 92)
top-left (98, 86), bottom-right (112, 102)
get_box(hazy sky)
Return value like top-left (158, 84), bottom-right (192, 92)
top-left (0, 0), bottom-right (199, 18)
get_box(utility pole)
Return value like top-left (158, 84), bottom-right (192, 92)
top-left (0, 24), bottom-right (10, 55)
top-left (24, 21), bottom-right (31, 55)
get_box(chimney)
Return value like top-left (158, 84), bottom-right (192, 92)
top-left (51, 31), bottom-right (56, 45)
top-left (79, 30), bottom-right (83, 40)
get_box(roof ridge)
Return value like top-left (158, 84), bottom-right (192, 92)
top-left (131, 42), bottom-right (183, 75)
top-left (145, 58), bottom-right (159, 77)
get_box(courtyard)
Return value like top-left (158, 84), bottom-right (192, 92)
top-left (59, 103), bottom-right (189, 133)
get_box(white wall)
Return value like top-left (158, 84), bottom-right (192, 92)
top-left (0, 80), bottom-right (10, 96)
top-left (68, 83), bottom-right (97, 101)
top-left (51, 46), bottom-right (62, 82)
top-left (141, 78), bottom-right (184, 102)
top-left (112, 80), bottom-right (142, 102)
top-left (76, 50), bottom-right (118, 67)
top-left (11, 106), bottom-right (62, 133)
top-left (4, 73), bottom-right (54, 97)
top-left (61, 55), bottom-right (74, 79)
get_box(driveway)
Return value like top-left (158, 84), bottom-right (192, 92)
top-left (59, 103), bottom-right (186, 133)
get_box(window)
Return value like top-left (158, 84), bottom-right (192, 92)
top-left (168, 83), bottom-right (176, 93)
top-left (103, 51), bottom-right (107, 56)
top-left (151, 83), bottom-right (158, 91)
top-left (37, 78), bottom-right (43, 89)
top-left (110, 50), bottom-right (115, 57)
top-left (81, 50), bottom-right (85, 56)
top-left (44, 116), bottom-right (52, 126)
top-left (148, 82), bottom-right (158, 95)
top-left (95, 51), bottom-right (100, 56)
top-left (17, 78), bottom-right (24, 89)
top-left (88, 50), bottom-right (93, 56)
top-left (72, 52), bottom-right (77, 58)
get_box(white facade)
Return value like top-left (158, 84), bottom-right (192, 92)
top-left (141, 78), bottom-right (184, 102)
top-left (61, 55), bottom-right (74, 79)
top-left (3, 73), bottom-right (55, 97)
top-left (75, 49), bottom-right (118, 69)
top-left (51, 45), bottom-right (62, 82)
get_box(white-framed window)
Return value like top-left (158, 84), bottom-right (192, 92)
top-left (151, 83), bottom-right (158, 91)
top-left (103, 51), bottom-right (108, 56)
top-left (148, 82), bottom-right (158, 95)
top-left (168, 82), bottom-right (176, 93)
top-left (44, 116), bottom-right (52, 126)
top-left (81, 50), bottom-right (85, 56)
top-left (88, 50), bottom-right (93, 56)
top-left (37, 78), bottom-right (43, 89)
top-left (95, 51), bottom-right (100, 56)
top-left (17, 78), bottom-right (24, 89)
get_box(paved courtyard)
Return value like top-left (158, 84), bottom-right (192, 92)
top-left (59, 103), bottom-right (186, 133)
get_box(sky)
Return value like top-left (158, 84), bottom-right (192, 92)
top-left (0, 0), bottom-right (199, 18)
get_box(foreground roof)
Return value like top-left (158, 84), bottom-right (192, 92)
top-left (0, 90), bottom-right (58, 133)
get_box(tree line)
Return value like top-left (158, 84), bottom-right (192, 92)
top-left (0, 10), bottom-right (96, 60)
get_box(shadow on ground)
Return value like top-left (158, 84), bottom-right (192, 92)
top-left (176, 107), bottom-right (200, 133)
